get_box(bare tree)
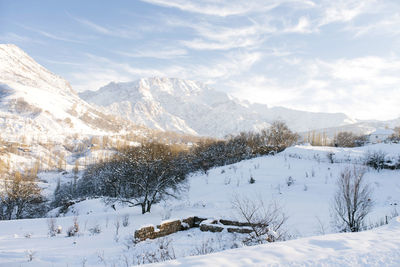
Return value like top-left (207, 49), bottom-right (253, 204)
top-left (332, 167), bottom-right (373, 232)
top-left (333, 132), bottom-right (359, 147)
top-left (118, 142), bottom-right (188, 214)
top-left (231, 194), bottom-right (287, 245)
top-left (266, 121), bottom-right (299, 152)
top-left (0, 172), bottom-right (45, 220)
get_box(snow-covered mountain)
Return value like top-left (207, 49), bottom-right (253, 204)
top-left (80, 78), bottom-right (357, 137)
top-left (0, 44), bottom-right (139, 143)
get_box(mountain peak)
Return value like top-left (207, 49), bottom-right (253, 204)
top-left (80, 78), bottom-right (357, 137)
top-left (0, 44), bottom-right (74, 95)
top-left (136, 77), bottom-right (207, 96)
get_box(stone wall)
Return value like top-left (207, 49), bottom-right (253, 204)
top-left (134, 216), bottom-right (207, 241)
top-left (134, 216), bottom-right (254, 241)
top-left (199, 219), bottom-right (254, 234)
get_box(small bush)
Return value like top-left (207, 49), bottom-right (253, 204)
top-left (286, 176), bottom-right (294, 186)
top-left (67, 217), bottom-right (79, 237)
top-left (122, 215), bottom-right (130, 227)
top-left (249, 176), bottom-right (256, 184)
top-left (192, 238), bottom-right (215, 256)
top-left (47, 218), bottom-right (57, 237)
top-left (88, 224), bottom-right (101, 235)
top-left (365, 151), bottom-right (387, 170)
top-left (24, 233), bottom-right (32, 238)
top-left (26, 250), bottom-right (36, 262)
top-left (327, 153), bottom-right (334, 164)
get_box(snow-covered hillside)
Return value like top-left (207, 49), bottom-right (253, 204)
top-left (80, 78), bottom-right (357, 137)
top-left (149, 217), bottom-right (400, 266)
top-left (0, 143), bottom-right (399, 266)
top-left (0, 45), bottom-right (199, 174)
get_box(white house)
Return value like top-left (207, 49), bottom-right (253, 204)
top-left (368, 128), bottom-right (395, 144)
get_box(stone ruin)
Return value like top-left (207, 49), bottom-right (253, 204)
top-left (134, 216), bottom-right (256, 241)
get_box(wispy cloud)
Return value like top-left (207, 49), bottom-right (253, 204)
top-left (115, 48), bottom-right (187, 59)
top-left (69, 14), bottom-right (140, 39)
top-left (0, 32), bottom-right (44, 44)
top-left (347, 13), bottom-right (400, 38)
top-left (69, 49), bottom-right (261, 92)
top-left (71, 17), bottom-right (112, 35)
top-left (140, 0), bottom-right (314, 17)
top-left (19, 24), bottom-right (86, 44)
top-left (316, 0), bottom-right (378, 26)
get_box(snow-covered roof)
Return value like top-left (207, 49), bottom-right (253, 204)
top-left (370, 128), bottom-right (395, 135)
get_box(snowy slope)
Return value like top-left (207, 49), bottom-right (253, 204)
top-left (149, 217), bottom-right (400, 267)
top-left (0, 143), bottom-right (399, 266)
top-left (80, 78), bottom-right (357, 137)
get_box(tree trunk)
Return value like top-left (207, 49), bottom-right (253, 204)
top-left (146, 200), bottom-right (152, 213)
top-left (141, 203), bottom-right (146, 214)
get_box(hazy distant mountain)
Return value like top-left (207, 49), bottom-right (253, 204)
top-left (80, 77), bottom-right (357, 137)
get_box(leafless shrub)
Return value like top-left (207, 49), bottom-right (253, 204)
top-left (67, 217), bottom-right (80, 237)
top-left (192, 238), bottom-right (215, 256)
top-left (132, 237), bottom-right (176, 265)
top-left (231, 194), bottom-right (288, 245)
top-left (365, 151), bottom-right (387, 171)
top-left (332, 167), bottom-right (373, 232)
top-left (315, 216), bottom-right (327, 235)
top-left (89, 224), bottom-right (101, 235)
top-left (97, 250), bottom-right (107, 266)
top-left (114, 219), bottom-right (120, 242)
top-left (47, 217), bottom-right (57, 237)
top-left (124, 234), bottom-right (139, 250)
top-left (24, 232), bottom-right (32, 238)
top-left (26, 250), bottom-right (36, 262)
top-left (327, 152), bottom-right (335, 164)
top-left (122, 215), bottom-right (130, 227)
top-left (286, 176), bottom-right (294, 186)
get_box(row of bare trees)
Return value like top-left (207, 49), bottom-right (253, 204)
top-left (53, 121), bottom-right (299, 214)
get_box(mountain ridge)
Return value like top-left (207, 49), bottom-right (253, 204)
top-left (80, 77), bottom-right (358, 137)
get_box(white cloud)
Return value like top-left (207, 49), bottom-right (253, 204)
top-left (317, 0), bottom-right (378, 26)
top-left (115, 48), bottom-right (187, 59)
top-left (348, 13), bottom-right (400, 38)
top-left (285, 17), bottom-right (313, 33)
top-left (229, 56), bottom-right (400, 120)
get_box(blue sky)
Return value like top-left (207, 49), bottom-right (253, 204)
top-left (1, 0), bottom-right (400, 120)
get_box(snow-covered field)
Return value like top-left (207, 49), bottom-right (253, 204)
top-left (149, 216), bottom-right (400, 267)
top-left (0, 143), bottom-right (399, 266)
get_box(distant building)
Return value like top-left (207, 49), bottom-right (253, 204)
top-left (368, 128), bottom-right (395, 144)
